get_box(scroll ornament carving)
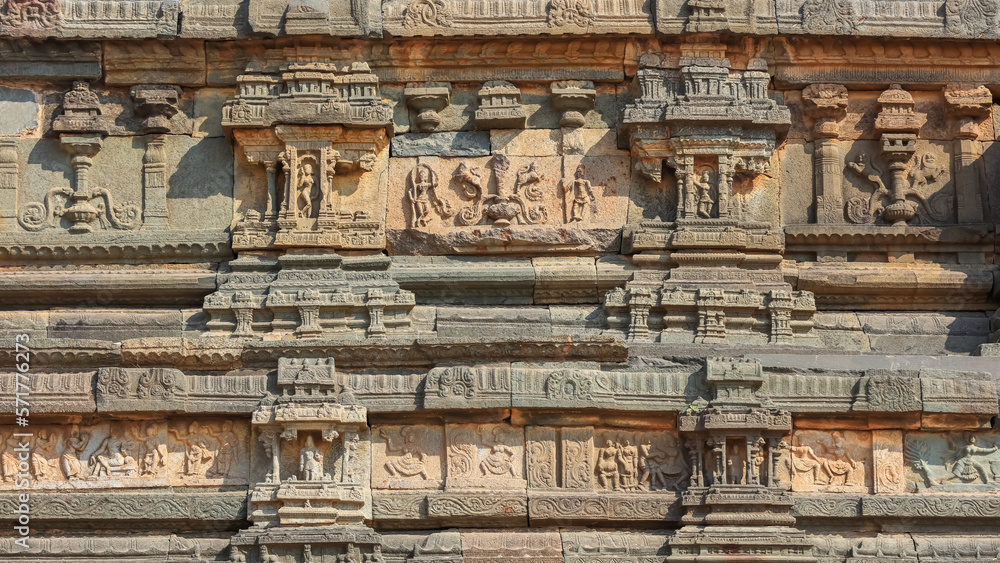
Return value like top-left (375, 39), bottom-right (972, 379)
top-left (544, 371), bottom-right (593, 401)
top-left (801, 0), bottom-right (858, 34)
top-left (403, 0), bottom-right (453, 29)
top-left (946, 0), bottom-right (999, 37)
top-left (846, 150), bottom-right (950, 226)
top-left (547, 0), bottom-right (595, 28)
top-left (454, 154), bottom-right (547, 227)
top-left (863, 376), bottom-right (921, 412)
top-left (427, 366), bottom-right (477, 399)
top-left (0, 0), bottom-right (59, 31)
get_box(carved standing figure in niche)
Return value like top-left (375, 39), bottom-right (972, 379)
top-left (61, 427), bottom-right (90, 480)
top-left (406, 163), bottom-right (453, 228)
top-left (31, 429), bottom-right (59, 480)
top-left (169, 422), bottom-right (218, 477)
top-left (205, 420), bottom-right (238, 478)
top-left (596, 439), bottom-right (621, 490)
top-left (945, 432), bottom-right (997, 484)
top-left (381, 427), bottom-right (429, 480)
top-left (131, 424), bottom-right (167, 477)
top-left (297, 161), bottom-right (319, 219)
top-left (299, 436), bottom-right (324, 481)
top-left (691, 169), bottom-right (714, 218)
top-left (564, 164), bottom-right (596, 223)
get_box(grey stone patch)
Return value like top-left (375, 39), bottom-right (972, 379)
top-left (435, 306), bottom-right (552, 339)
top-left (49, 309), bottom-right (183, 341)
top-left (391, 132), bottom-right (491, 157)
top-left (0, 86), bottom-right (38, 135)
top-left (180, 0), bottom-right (252, 38)
top-left (387, 227), bottom-right (622, 256)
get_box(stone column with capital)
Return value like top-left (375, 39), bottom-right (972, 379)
top-left (802, 84), bottom-right (849, 224)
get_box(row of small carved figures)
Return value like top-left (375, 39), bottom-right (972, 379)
top-left (0, 421), bottom-right (241, 484)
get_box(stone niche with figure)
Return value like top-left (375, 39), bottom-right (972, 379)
top-left (226, 47), bottom-right (392, 252)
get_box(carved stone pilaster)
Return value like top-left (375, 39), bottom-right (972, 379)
top-left (0, 138), bottom-right (17, 227)
top-left (131, 85), bottom-right (178, 231)
top-left (943, 83), bottom-right (991, 224)
top-left (802, 83), bottom-right (848, 224)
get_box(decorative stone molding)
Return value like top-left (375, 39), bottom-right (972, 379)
top-left (475, 80), bottom-right (526, 130)
top-left (404, 82), bottom-right (451, 133)
top-left (549, 80), bottom-right (596, 129)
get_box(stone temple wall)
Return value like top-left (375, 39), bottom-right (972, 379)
top-left (0, 1), bottom-right (999, 561)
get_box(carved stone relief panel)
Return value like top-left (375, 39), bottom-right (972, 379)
top-left (0, 0), bottom-right (180, 39)
top-left (525, 426), bottom-right (684, 522)
top-left (775, 0), bottom-right (1000, 39)
top-left (781, 430), bottom-right (872, 493)
top-left (445, 423), bottom-right (525, 490)
top-left (0, 419), bottom-right (249, 489)
top-left (656, 0), bottom-right (777, 34)
top-left (841, 139), bottom-right (955, 226)
top-left (372, 424), bottom-right (445, 490)
top-left (381, 0), bottom-right (652, 37)
top-left (386, 146), bottom-right (631, 254)
top-left (247, 0), bottom-right (381, 36)
top-left (904, 430), bottom-right (1000, 492)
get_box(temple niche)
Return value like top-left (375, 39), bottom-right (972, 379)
top-left (1, 2), bottom-right (1000, 562)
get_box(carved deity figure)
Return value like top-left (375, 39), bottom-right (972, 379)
top-left (299, 436), bottom-right (324, 481)
top-left (207, 420), bottom-right (238, 478)
top-left (565, 164), bottom-right (596, 223)
top-left (787, 440), bottom-right (823, 485)
top-left (31, 429), bottom-right (59, 480)
top-left (945, 432), bottom-right (997, 484)
top-left (596, 439), bottom-right (621, 490)
top-left (169, 422), bottom-right (217, 477)
top-left (480, 444), bottom-right (517, 478)
top-left (617, 439), bottom-right (640, 490)
top-left (1, 433), bottom-right (20, 482)
top-left (691, 169), bottom-right (714, 218)
top-left (297, 162), bottom-right (320, 219)
top-left (406, 163), bottom-right (452, 228)
top-left (61, 427), bottom-right (90, 480)
top-left (639, 435), bottom-right (689, 491)
top-left (819, 431), bottom-right (861, 490)
top-left (381, 427), bottom-right (429, 479)
top-left (88, 435), bottom-right (138, 478)
top-left (131, 424), bottom-right (167, 477)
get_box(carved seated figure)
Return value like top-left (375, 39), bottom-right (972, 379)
top-left (88, 436), bottom-right (139, 479)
